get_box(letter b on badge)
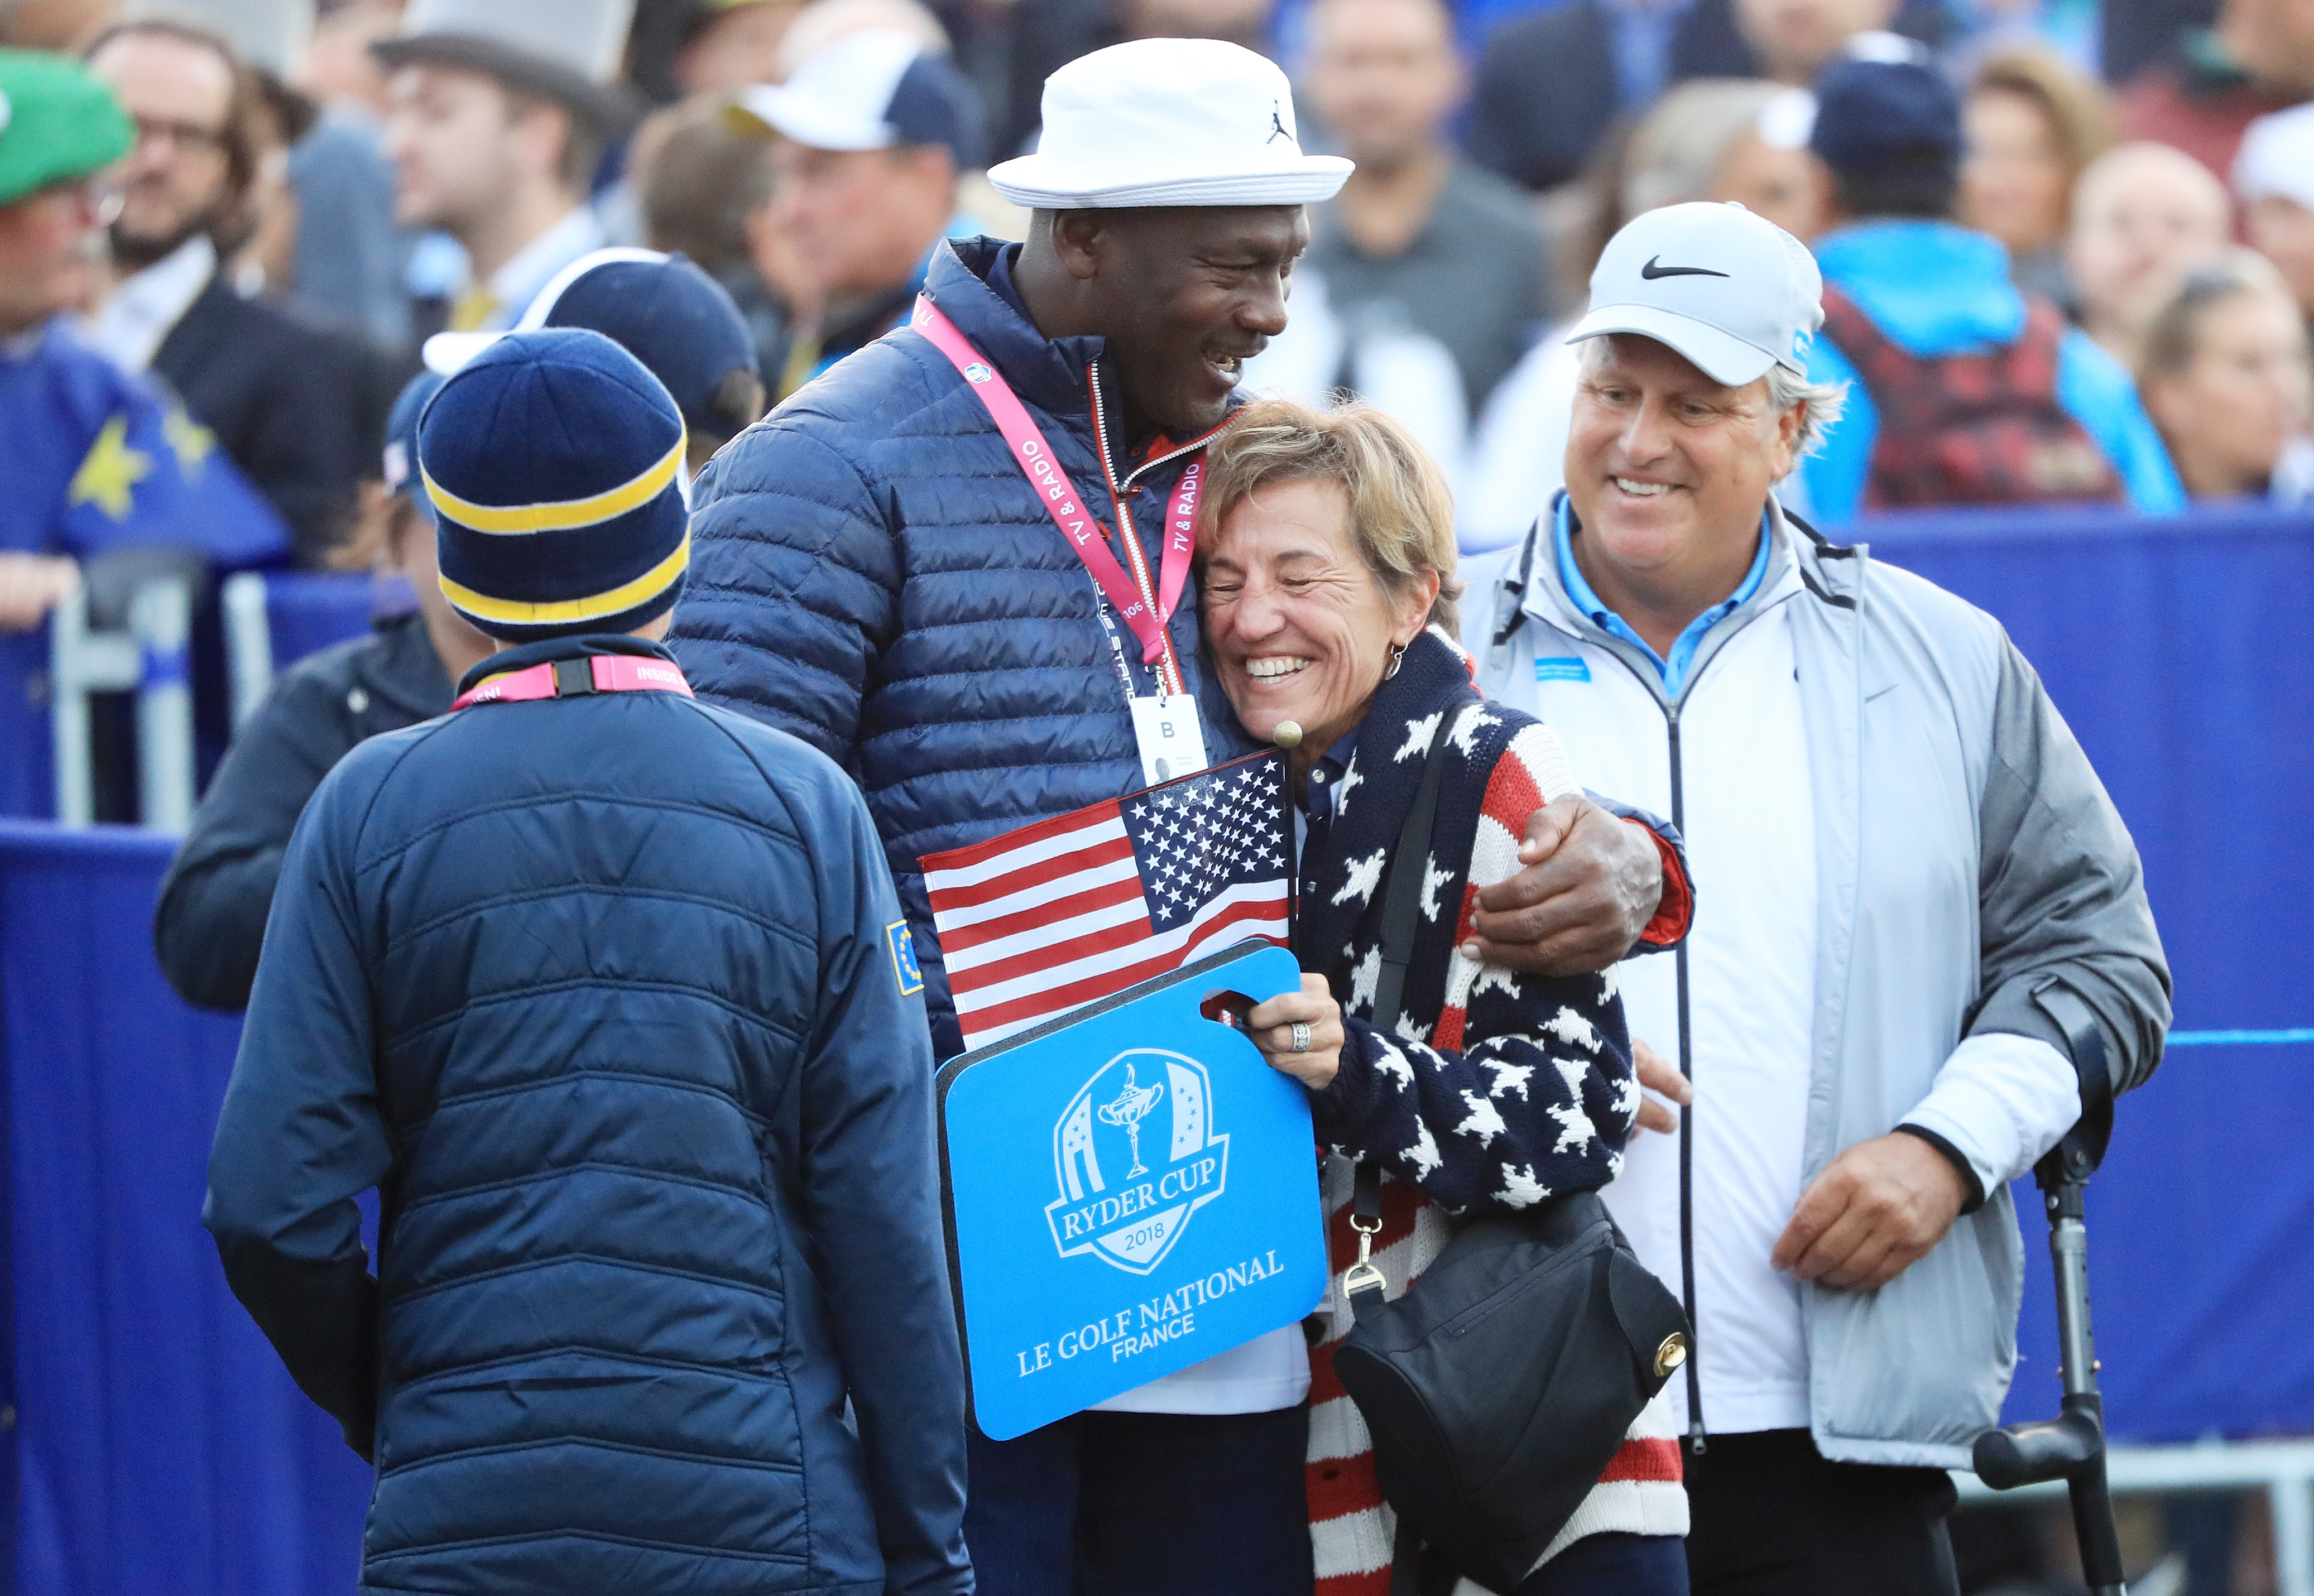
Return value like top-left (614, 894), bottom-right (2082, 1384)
top-left (1130, 694), bottom-right (1208, 786)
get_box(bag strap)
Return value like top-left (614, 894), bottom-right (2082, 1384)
top-left (1371, 701), bottom-right (1463, 1033)
top-left (1350, 703), bottom-right (1466, 1287)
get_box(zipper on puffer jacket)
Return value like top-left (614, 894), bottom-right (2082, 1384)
top-left (1084, 359), bottom-right (1235, 501)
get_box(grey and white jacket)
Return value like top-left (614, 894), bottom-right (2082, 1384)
top-left (1460, 494), bottom-right (2171, 1468)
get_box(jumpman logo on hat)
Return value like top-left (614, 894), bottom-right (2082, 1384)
top-left (1267, 101), bottom-right (1289, 143)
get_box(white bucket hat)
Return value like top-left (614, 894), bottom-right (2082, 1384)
top-left (988, 39), bottom-right (1351, 210)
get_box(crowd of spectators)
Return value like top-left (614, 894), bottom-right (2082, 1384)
top-left (5, 0), bottom-right (2311, 518)
top-left (2, 0), bottom-right (2311, 814)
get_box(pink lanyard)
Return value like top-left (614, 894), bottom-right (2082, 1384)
top-left (452, 652), bottom-right (695, 711)
top-left (912, 295), bottom-right (1210, 698)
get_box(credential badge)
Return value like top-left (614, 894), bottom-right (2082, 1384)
top-left (1045, 1049), bottom-right (1229, 1274)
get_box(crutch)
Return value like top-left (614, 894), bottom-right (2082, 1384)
top-left (1972, 982), bottom-right (2127, 1596)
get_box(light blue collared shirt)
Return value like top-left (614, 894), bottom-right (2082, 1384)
top-left (1553, 497), bottom-right (1772, 699)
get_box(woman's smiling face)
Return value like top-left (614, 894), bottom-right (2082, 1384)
top-left (1201, 477), bottom-right (1436, 762)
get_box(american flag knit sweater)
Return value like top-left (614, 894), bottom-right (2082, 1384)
top-left (1293, 628), bottom-right (1686, 1595)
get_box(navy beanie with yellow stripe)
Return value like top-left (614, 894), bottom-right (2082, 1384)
top-left (420, 326), bottom-right (690, 642)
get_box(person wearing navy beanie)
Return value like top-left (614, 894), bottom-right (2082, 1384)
top-left (204, 325), bottom-right (974, 1594)
top-left (421, 326), bottom-right (694, 640)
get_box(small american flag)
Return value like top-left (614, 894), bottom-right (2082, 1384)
top-left (923, 752), bottom-right (1293, 1050)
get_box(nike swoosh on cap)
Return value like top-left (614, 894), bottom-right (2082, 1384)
top-left (1640, 257), bottom-right (1730, 280)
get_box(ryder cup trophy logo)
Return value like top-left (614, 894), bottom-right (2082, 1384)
top-left (1045, 1049), bottom-right (1230, 1274)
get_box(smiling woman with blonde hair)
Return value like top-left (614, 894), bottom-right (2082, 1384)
top-left (1197, 395), bottom-right (1692, 1596)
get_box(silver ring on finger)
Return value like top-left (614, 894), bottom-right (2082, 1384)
top-left (1289, 1021), bottom-right (1313, 1054)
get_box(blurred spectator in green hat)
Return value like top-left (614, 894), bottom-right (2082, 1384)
top-left (0, 47), bottom-right (291, 818)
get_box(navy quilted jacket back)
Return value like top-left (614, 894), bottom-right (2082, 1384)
top-left (205, 636), bottom-right (971, 1596)
top-left (670, 239), bottom-right (1254, 1059)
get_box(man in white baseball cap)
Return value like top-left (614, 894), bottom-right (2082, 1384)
top-left (1460, 200), bottom-right (2170, 1596)
top-left (727, 29), bottom-right (985, 396)
top-left (671, 36), bottom-right (1697, 1593)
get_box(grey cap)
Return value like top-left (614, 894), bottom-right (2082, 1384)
top-left (373, 0), bottom-right (638, 133)
top-left (1566, 201), bottom-right (1824, 387)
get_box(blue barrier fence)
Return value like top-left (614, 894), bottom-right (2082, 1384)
top-left (0, 503), bottom-right (2307, 1595)
top-left (0, 825), bottom-right (371, 1596)
top-left (1864, 502), bottom-right (2314, 1441)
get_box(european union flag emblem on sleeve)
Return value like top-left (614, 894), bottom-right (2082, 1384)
top-left (938, 941), bottom-right (1326, 1440)
top-left (887, 920), bottom-right (925, 996)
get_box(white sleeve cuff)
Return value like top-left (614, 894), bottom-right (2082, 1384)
top-left (1901, 1032), bottom-right (2082, 1198)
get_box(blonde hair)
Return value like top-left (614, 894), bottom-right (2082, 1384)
top-left (1199, 397), bottom-right (1463, 634)
top-left (2139, 248), bottom-right (2307, 384)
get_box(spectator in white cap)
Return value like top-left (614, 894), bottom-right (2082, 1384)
top-left (728, 28), bottom-right (985, 398)
top-left (2233, 102), bottom-right (2314, 335)
top-left (373, 0), bottom-right (638, 333)
top-left (1460, 80), bottom-right (1825, 556)
top-left (1459, 199), bottom-right (2171, 1596)
top-left (671, 35), bottom-right (1697, 1593)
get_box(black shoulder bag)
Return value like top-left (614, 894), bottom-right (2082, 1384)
top-left (1329, 715), bottom-right (1692, 1596)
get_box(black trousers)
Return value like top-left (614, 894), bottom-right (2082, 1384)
top-left (1684, 1429), bottom-right (1960, 1596)
top-left (964, 1406), bottom-right (1315, 1596)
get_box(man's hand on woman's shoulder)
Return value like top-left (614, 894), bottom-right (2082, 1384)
top-left (1461, 795), bottom-right (1668, 976)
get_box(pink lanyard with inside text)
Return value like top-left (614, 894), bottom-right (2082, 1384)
top-left (451, 653), bottom-right (695, 711)
top-left (911, 294), bottom-right (1208, 699)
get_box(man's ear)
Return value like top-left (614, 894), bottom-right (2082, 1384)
top-left (1049, 210), bottom-right (1107, 283)
top-left (1769, 392), bottom-right (1806, 479)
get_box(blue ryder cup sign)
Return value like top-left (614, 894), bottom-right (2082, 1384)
top-left (938, 943), bottom-right (1326, 1440)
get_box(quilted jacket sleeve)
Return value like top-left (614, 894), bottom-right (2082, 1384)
top-left (670, 420), bottom-right (901, 766)
top-left (791, 766), bottom-right (971, 1595)
top-left (203, 732), bottom-right (409, 1461)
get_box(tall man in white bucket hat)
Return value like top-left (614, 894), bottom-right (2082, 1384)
top-left (1460, 200), bottom-right (2170, 1594)
top-left (669, 39), bottom-right (1697, 1593)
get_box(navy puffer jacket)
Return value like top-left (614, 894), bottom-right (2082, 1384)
top-left (205, 635), bottom-right (971, 1596)
top-left (671, 239), bottom-right (1251, 1059)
